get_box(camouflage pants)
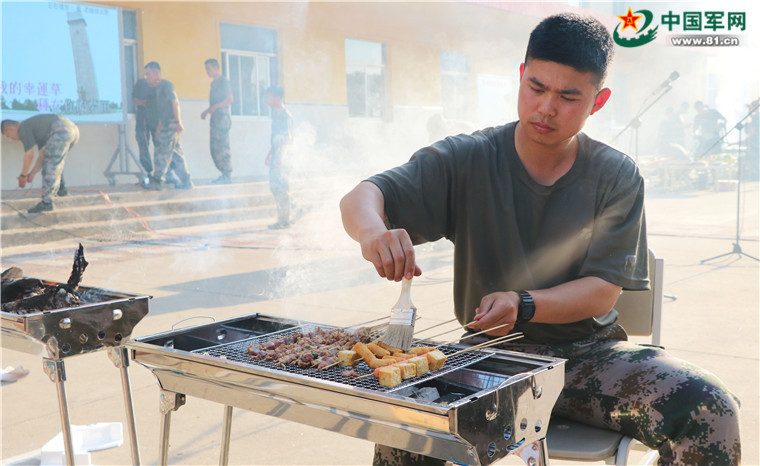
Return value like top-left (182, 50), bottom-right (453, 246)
top-left (152, 122), bottom-right (191, 183)
top-left (269, 144), bottom-right (291, 223)
top-left (41, 120), bottom-right (79, 204)
top-left (210, 112), bottom-right (232, 175)
top-left (374, 325), bottom-right (740, 466)
top-left (135, 116), bottom-right (154, 174)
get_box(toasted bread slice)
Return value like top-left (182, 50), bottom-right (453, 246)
top-left (397, 363), bottom-right (417, 379)
top-left (409, 355), bottom-right (429, 376)
top-left (377, 365), bottom-right (402, 387)
top-left (338, 350), bottom-right (360, 366)
top-left (425, 349), bottom-right (447, 371)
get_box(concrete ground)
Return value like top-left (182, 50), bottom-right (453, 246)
top-left (2, 180), bottom-right (758, 465)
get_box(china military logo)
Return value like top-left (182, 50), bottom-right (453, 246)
top-left (614, 7), bottom-right (658, 47)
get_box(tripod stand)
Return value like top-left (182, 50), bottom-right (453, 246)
top-left (701, 102), bottom-right (760, 263)
top-left (612, 71), bottom-right (678, 162)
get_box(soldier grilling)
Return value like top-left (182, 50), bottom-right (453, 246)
top-left (201, 58), bottom-right (234, 184)
top-left (141, 61), bottom-right (193, 190)
top-left (2, 114), bottom-right (79, 213)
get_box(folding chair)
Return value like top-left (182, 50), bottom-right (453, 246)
top-left (546, 249), bottom-right (665, 465)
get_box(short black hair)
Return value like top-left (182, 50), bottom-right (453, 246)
top-left (525, 13), bottom-right (614, 86)
top-left (1, 119), bottom-right (19, 134)
top-left (204, 58), bottom-right (220, 68)
top-left (266, 86), bottom-right (284, 98)
top-left (144, 61), bottom-right (161, 71)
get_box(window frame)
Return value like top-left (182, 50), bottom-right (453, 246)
top-left (221, 48), bottom-right (275, 120)
top-left (122, 9), bottom-right (139, 115)
top-left (440, 50), bottom-right (471, 120)
top-left (345, 38), bottom-right (388, 119)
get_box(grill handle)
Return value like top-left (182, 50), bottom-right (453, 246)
top-left (171, 315), bottom-right (215, 330)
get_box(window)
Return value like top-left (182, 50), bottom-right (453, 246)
top-left (220, 23), bottom-right (278, 117)
top-left (441, 51), bottom-right (470, 120)
top-left (122, 9), bottom-right (138, 114)
top-left (345, 39), bottom-right (387, 118)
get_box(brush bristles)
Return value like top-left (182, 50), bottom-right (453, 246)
top-left (382, 309), bottom-right (416, 351)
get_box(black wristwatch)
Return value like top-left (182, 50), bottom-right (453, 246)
top-left (516, 290), bottom-right (535, 322)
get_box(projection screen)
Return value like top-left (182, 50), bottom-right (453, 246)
top-left (1, 0), bottom-right (125, 124)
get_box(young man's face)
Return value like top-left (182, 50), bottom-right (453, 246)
top-left (205, 63), bottom-right (219, 79)
top-left (266, 93), bottom-right (280, 108)
top-left (145, 67), bottom-right (162, 87)
top-left (517, 59), bottom-right (610, 148)
top-left (2, 125), bottom-right (19, 140)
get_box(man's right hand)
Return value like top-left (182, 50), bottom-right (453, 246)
top-left (359, 228), bottom-right (421, 282)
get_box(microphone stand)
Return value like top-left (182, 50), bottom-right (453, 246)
top-left (701, 100), bottom-right (760, 263)
top-left (611, 84), bottom-right (673, 162)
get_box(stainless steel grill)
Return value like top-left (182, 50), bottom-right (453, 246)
top-left (193, 322), bottom-right (492, 393)
top-left (1, 279), bottom-right (150, 466)
top-left (130, 313), bottom-right (565, 466)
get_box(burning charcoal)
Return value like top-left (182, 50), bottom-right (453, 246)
top-left (2, 278), bottom-right (45, 304)
top-left (1, 244), bottom-right (88, 315)
top-left (65, 243), bottom-right (89, 293)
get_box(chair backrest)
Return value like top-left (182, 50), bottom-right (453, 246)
top-left (612, 248), bottom-right (664, 346)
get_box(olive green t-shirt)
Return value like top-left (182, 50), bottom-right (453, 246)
top-left (18, 114), bottom-right (67, 151)
top-left (368, 122), bottom-right (649, 344)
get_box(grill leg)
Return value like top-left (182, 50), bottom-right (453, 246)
top-left (43, 358), bottom-right (75, 466)
top-left (219, 405), bottom-right (233, 465)
top-left (158, 391), bottom-right (186, 466)
top-left (107, 347), bottom-right (141, 465)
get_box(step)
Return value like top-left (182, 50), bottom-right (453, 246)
top-left (1, 175), bottom-right (353, 251)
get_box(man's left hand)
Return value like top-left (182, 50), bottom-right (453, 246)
top-left (175, 121), bottom-right (184, 133)
top-left (17, 175), bottom-right (26, 188)
top-left (467, 291), bottom-right (521, 336)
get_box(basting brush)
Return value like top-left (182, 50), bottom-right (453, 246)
top-left (381, 276), bottom-right (417, 352)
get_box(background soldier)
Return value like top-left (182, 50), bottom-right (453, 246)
top-left (2, 114), bottom-right (79, 213)
top-left (693, 100), bottom-right (727, 159)
top-left (201, 58), bottom-right (234, 184)
top-left (265, 86), bottom-right (294, 229)
top-left (132, 75), bottom-right (156, 181)
top-left (142, 61), bottom-right (193, 190)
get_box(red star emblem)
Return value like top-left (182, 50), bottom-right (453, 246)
top-left (618, 7), bottom-right (642, 31)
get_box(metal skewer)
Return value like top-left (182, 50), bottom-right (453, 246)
top-left (448, 332), bottom-right (524, 357)
top-left (412, 318), bottom-right (458, 335)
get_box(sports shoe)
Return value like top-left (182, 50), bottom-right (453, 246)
top-left (57, 185), bottom-right (68, 197)
top-left (174, 179), bottom-right (194, 190)
top-left (165, 173), bottom-right (181, 185)
top-left (211, 174), bottom-right (232, 185)
top-left (141, 178), bottom-right (163, 191)
top-left (28, 201), bottom-right (54, 213)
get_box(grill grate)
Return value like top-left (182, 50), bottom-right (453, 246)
top-left (193, 323), bottom-right (492, 393)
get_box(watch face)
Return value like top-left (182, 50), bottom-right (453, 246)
top-left (518, 291), bottom-right (535, 321)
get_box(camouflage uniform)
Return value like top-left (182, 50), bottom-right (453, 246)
top-left (210, 111), bottom-right (232, 175)
top-left (269, 107), bottom-right (293, 224)
top-left (40, 118), bottom-right (79, 204)
top-left (151, 79), bottom-right (191, 186)
top-left (208, 76), bottom-right (233, 177)
top-left (374, 325), bottom-right (741, 466)
top-left (133, 78), bottom-right (156, 175)
top-left (152, 120), bottom-right (191, 184)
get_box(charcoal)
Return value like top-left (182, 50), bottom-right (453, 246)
top-left (1, 277), bottom-right (45, 304)
top-left (1, 244), bottom-right (88, 314)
